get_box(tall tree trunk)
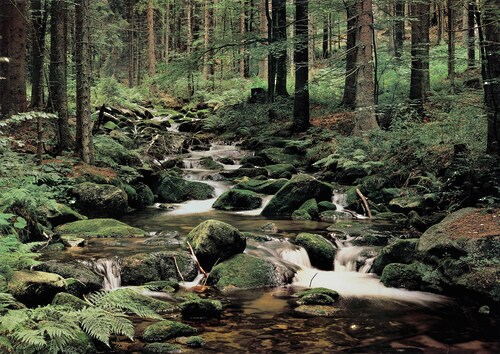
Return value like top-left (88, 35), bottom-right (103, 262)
top-left (467, 1), bottom-right (475, 69)
top-left (165, 0), bottom-right (170, 64)
top-left (240, 0), bottom-right (246, 78)
top-left (75, 0), bottom-right (94, 164)
top-left (394, 0), bottom-right (404, 58)
top-left (275, 0), bottom-right (288, 96)
top-left (30, 0), bottom-right (48, 109)
top-left (203, 0), bottom-right (214, 81)
top-left (0, 0), bottom-right (28, 115)
top-left (482, 0), bottom-right (500, 155)
top-left (259, 0), bottom-right (268, 79)
top-left (353, 0), bottom-right (378, 134)
top-left (410, 0), bottom-right (430, 116)
top-left (186, 0), bottom-right (194, 97)
top-left (437, 1), bottom-right (444, 44)
top-left (342, 2), bottom-right (357, 110)
top-left (322, 17), bottom-right (328, 58)
top-left (292, 0), bottom-right (309, 132)
top-left (267, 0), bottom-right (276, 101)
top-left (147, 0), bottom-right (156, 77)
top-left (49, 0), bottom-right (72, 150)
top-left (128, 0), bottom-right (135, 87)
top-left (447, 0), bottom-right (455, 87)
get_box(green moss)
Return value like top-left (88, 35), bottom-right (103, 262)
top-left (235, 178), bottom-right (288, 194)
top-left (180, 298), bottom-right (222, 319)
top-left (186, 336), bottom-right (206, 348)
top-left (143, 320), bottom-right (197, 342)
top-left (157, 174), bottom-right (214, 203)
top-left (200, 157), bottom-right (224, 170)
top-left (298, 293), bottom-right (336, 305)
top-left (8, 271), bottom-right (67, 306)
top-left (94, 135), bottom-right (142, 167)
top-left (209, 254), bottom-right (281, 290)
top-left (52, 292), bottom-right (88, 310)
top-left (291, 209), bottom-right (312, 220)
top-left (55, 218), bottom-right (146, 238)
top-left (318, 201), bottom-right (336, 212)
top-left (265, 164), bottom-right (297, 178)
top-left (71, 182), bottom-right (129, 218)
top-left (380, 263), bottom-right (422, 290)
top-left (128, 183), bottom-right (154, 209)
top-left (213, 189), bottom-right (262, 211)
top-left (297, 198), bottom-right (319, 219)
top-left (258, 147), bottom-right (303, 166)
top-left (35, 260), bottom-right (102, 292)
top-left (371, 239), bottom-right (420, 275)
top-left (143, 343), bottom-right (182, 354)
top-left (295, 287), bottom-right (340, 301)
top-left (295, 233), bottom-right (336, 270)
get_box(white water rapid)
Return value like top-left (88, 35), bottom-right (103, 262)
top-left (84, 258), bottom-right (122, 290)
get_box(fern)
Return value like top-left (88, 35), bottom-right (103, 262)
top-left (78, 307), bottom-right (134, 347)
top-left (0, 335), bottom-right (13, 353)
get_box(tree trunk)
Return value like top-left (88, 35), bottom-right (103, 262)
top-left (342, 2), bottom-right (358, 110)
top-left (259, 0), bottom-right (268, 79)
top-left (467, 1), bottom-right (475, 69)
top-left (165, 0), bottom-right (170, 64)
top-left (437, 1), bottom-right (444, 44)
top-left (240, 0), bottom-right (246, 78)
top-left (322, 17), bottom-right (328, 58)
top-left (75, 0), bottom-right (94, 164)
top-left (394, 0), bottom-right (404, 58)
top-left (49, 0), bottom-right (72, 150)
top-left (128, 0), bottom-right (135, 87)
top-left (203, 0), bottom-right (214, 81)
top-left (30, 0), bottom-right (48, 109)
top-left (353, 0), bottom-right (378, 135)
top-left (147, 0), bottom-right (156, 77)
top-left (292, 0), bottom-right (309, 132)
top-left (267, 0), bottom-right (276, 101)
top-left (0, 0), bottom-right (28, 115)
top-left (410, 0), bottom-right (430, 116)
top-left (447, 0), bottom-right (455, 87)
top-left (275, 0), bottom-right (288, 96)
top-left (482, 0), bottom-right (500, 155)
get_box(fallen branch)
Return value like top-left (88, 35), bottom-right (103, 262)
top-left (356, 188), bottom-right (372, 219)
top-left (187, 241), bottom-right (207, 276)
top-left (173, 256), bottom-right (185, 282)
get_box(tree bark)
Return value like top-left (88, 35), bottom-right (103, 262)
top-left (447, 0), bottom-right (455, 87)
top-left (292, 0), bottom-right (309, 132)
top-left (259, 0), bottom-right (268, 79)
top-left (240, 0), bottom-right (246, 78)
top-left (0, 0), bottom-right (28, 115)
top-left (75, 0), bottom-right (94, 164)
top-left (128, 0), bottom-right (135, 87)
top-left (275, 0), bottom-right (288, 96)
top-left (165, 0), bottom-right (170, 64)
top-left (353, 0), bottom-right (378, 135)
top-left (467, 1), bottom-right (475, 69)
top-left (342, 2), bottom-right (358, 110)
top-left (410, 0), bottom-right (430, 116)
top-left (267, 0), bottom-right (276, 101)
top-left (30, 0), bottom-right (48, 109)
top-left (482, 0), bottom-right (500, 155)
top-left (49, 0), bottom-right (72, 150)
top-left (394, 0), bottom-right (404, 58)
top-left (203, 0), bottom-right (214, 81)
top-left (147, 0), bottom-right (156, 77)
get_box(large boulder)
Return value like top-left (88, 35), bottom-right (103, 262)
top-left (71, 182), bottom-right (129, 217)
top-left (417, 208), bottom-right (500, 302)
top-left (209, 254), bottom-right (285, 291)
top-left (257, 147), bottom-right (303, 166)
top-left (294, 233), bottom-right (336, 270)
top-left (142, 320), bottom-right (197, 342)
top-left (94, 135), bottom-right (142, 167)
top-left (34, 260), bottom-right (102, 293)
top-left (55, 218), bottom-right (146, 238)
top-left (371, 239), bottom-right (420, 275)
top-left (121, 251), bottom-right (197, 285)
top-left (186, 220), bottom-right (246, 270)
top-left (42, 203), bottom-right (87, 227)
top-left (235, 178), bottom-right (288, 194)
top-left (212, 189), bottom-right (262, 211)
top-left (219, 167), bottom-right (268, 179)
top-left (180, 297), bottom-right (222, 320)
top-left (265, 164), bottom-right (297, 178)
top-left (8, 271), bottom-right (67, 307)
top-left (261, 174), bottom-right (333, 217)
top-left (126, 183), bottom-right (155, 210)
top-left (157, 174), bottom-right (214, 203)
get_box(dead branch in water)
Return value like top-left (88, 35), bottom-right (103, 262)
top-left (187, 241), bottom-right (207, 276)
top-left (173, 256), bottom-right (185, 282)
top-left (356, 188), bottom-right (372, 219)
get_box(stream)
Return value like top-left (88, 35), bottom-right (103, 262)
top-left (48, 136), bottom-right (500, 353)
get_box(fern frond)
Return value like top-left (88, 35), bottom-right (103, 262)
top-left (0, 335), bottom-right (13, 353)
top-left (11, 329), bottom-right (47, 350)
top-left (78, 307), bottom-right (134, 346)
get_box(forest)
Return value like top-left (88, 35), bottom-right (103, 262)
top-left (0, 0), bottom-right (499, 353)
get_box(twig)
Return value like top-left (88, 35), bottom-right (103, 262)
top-left (202, 257), bottom-right (220, 286)
top-left (309, 272), bottom-right (318, 287)
top-left (187, 241), bottom-right (207, 276)
top-left (173, 256), bottom-right (185, 282)
top-left (356, 188), bottom-right (372, 219)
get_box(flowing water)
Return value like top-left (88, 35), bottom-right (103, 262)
top-left (47, 140), bottom-right (500, 352)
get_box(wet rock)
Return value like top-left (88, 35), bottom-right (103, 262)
top-left (319, 210), bottom-right (353, 222)
top-left (291, 209), bottom-right (312, 220)
top-left (187, 220), bottom-right (246, 270)
top-left (257, 147), bottom-right (303, 166)
top-left (185, 336), bottom-right (206, 348)
top-left (212, 189), bottom-right (262, 211)
top-left (261, 174), bottom-right (333, 217)
top-left (127, 183), bottom-right (155, 210)
top-left (295, 198), bottom-right (319, 219)
top-left (209, 254), bottom-right (285, 291)
top-left (43, 203), bottom-right (86, 227)
top-left (294, 233), bottom-right (336, 270)
top-left (55, 218), bottom-right (146, 238)
top-left (52, 292), bottom-right (88, 310)
top-left (94, 135), bottom-right (142, 167)
top-left (142, 343), bottom-right (182, 354)
top-left (180, 297), bottom-right (222, 319)
top-left (34, 260), bottom-right (102, 293)
top-left (121, 252), bottom-right (197, 285)
top-left (294, 305), bottom-right (341, 317)
top-left (217, 157), bottom-right (234, 165)
top-left (265, 164), bottom-right (297, 178)
top-left (157, 174), bottom-right (214, 203)
top-left (236, 178), bottom-right (287, 194)
top-left (200, 156), bottom-right (223, 170)
top-left (293, 287), bottom-right (340, 305)
top-left (178, 120), bottom-right (204, 133)
top-left (318, 201), bottom-right (336, 212)
top-left (8, 270), bottom-right (66, 307)
top-left (371, 239), bottom-right (420, 275)
top-left (219, 167), bottom-right (268, 179)
top-left (71, 182), bottom-right (129, 217)
top-left (379, 262), bottom-right (442, 291)
top-left (259, 222), bottom-right (279, 233)
top-left (143, 320), bottom-right (197, 342)
top-left (239, 155), bottom-right (266, 166)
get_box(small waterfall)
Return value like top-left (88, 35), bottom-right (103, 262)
top-left (332, 191), bottom-right (347, 212)
top-left (278, 245), bottom-right (311, 268)
top-left (334, 246), bottom-right (366, 272)
top-left (87, 258), bottom-right (122, 290)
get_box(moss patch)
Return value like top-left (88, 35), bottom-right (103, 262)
top-left (55, 218), bottom-right (146, 238)
top-left (143, 320), bottom-right (197, 342)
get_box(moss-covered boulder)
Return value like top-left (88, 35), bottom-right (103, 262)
top-left (157, 174), bottom-right (214, 203)
top-left (293, 288), bottom-right (340, 307)
top-left (265, 164), bottom-right (297, 178)
top-left (294, 305), bottom-right (341, 317)
top-left (380, 263), bottom-right (424, 291)
top-left (142, 343), bottom-right (182, 354)
top-left (318, 201), bottom-right (336, 212)
top-left (55, 218), bottom-right (146, 238)
top-left (121, 252), bottom-right (197, 285)
top-left (295, 198), bottom-right (319, 219)
top-left (185, 336), bottom-right (206, 348)
top-left (43, 203), bottom-right (87, 227)
top-left (371, 239), bottom-right (420, 275)
top-left (257, 147), bottom-right (303, 166)
top-left (235, 178), bottom-right (288, 194)
top-left (239, 155), bottom-right (267, 166)
top-left (180, 297), bottom-right (222, 319)
top-left (388, 195), bottom-right (426, 214)
top-left (291, 209), bottom-right (312, 220)
top-left (71, 182), bottom-right (129, 217)
top-left (52, 292), bottom-right (88, 310)
top-left (94, 135), bottom-right (142, 167)
top-left (104, 288), bottom-right (176, 314)
top-left (261, 174), bottom-right (333, 217)
top-left (8, 271), bottom-right (67, 306)
top-left (294, 233), bottom-right (335, 270)
top-left (209, 254), bottom-right (283, 291)
top-left (34, 260), bottom-right (102, 293)
top-left (212, 189), bottom-right (262, 211)
top-left (143, 320), bottom-right (197, 342)
top-left (219, 167), bottom-right (268, 179)
top-left (187, 220), bottom-right (246, 270)
top-left (200, 157), bottom-right (223, 170)
top-left (127, 183), bottom-right (155, 209)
